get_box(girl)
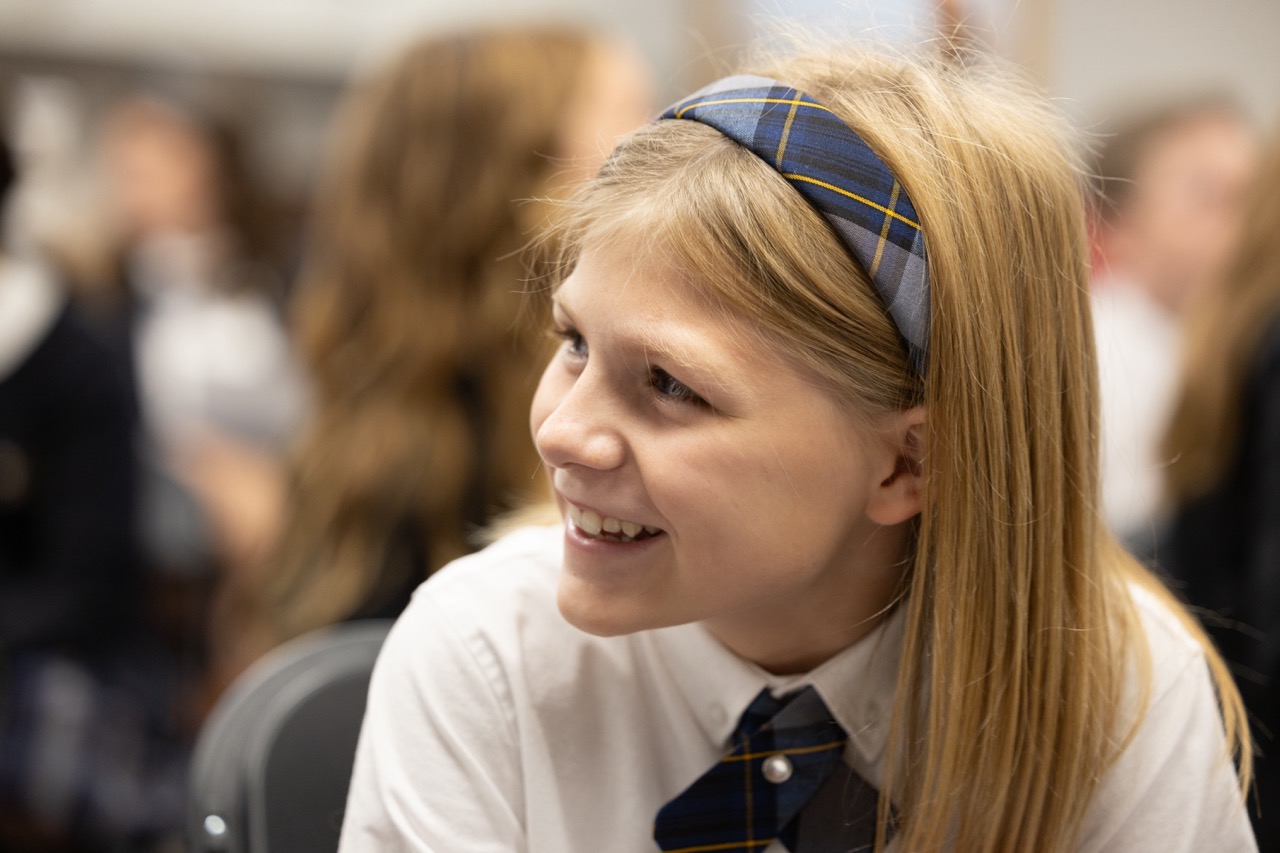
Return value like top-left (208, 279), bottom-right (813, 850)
top-left (1160, 135), bottom-right (1280, 850)
top-left (340, 46), bottom-right (1254, 852)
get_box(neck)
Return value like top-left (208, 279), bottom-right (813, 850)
top-left (719, 600), bottom-right (902, 675)
top-left (704, 522), bottom-right (912, 675)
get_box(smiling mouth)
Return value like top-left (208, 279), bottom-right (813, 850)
top-left (566, 505), bottom-right (664, 544)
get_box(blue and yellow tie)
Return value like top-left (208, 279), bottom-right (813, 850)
top-left (653, 685), bottom-right (882, 853)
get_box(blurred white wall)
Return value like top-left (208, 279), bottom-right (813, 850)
top-left (6, 0), bottom-right (1273, 125)
top-left (1051, 0), bottom-right (1280, 127)
top-left (0, 0), bottom-right (1275, 197)
top-left (0, 0), bottom-right (700, 208)
top-left (0, 0), bottom-right (689, 89)
top-left (736, 0), bottom-right (1279, 130)
top-left (745, 0), bottom-right (931, 43)
top-left (0, 0), bottom-right (945, 100)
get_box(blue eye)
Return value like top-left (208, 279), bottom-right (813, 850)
top-left (554, 327), bottom-right (588, 359)
top-left (651, 368), bottom-right (707, 407)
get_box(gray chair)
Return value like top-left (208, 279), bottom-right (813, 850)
top-left (186, 619), bottom-right (393, 853)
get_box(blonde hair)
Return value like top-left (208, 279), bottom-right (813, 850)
top-left (1163, 136), bottom-right (1280, 504)
top-left (545, 48), bottom-right (1250, 851)
top-left (266, 28), bottom-right (597, 639)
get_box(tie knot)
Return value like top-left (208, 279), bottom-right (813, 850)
top-left (733, 686), bottom-right (844, 746)
top-left (654, 685), bottom-right (855, 853)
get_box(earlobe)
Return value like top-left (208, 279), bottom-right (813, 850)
top-left (866, 408), bottom-right (926, 526)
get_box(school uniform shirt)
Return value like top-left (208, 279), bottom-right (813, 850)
top-left (1092, 277), bottom-right (1181, 549)
top-left (339, 525), bottom-right (1256, 853)
top-left (128, 231), bottom-right (307, 451)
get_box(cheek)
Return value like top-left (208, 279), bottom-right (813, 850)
top-left (528, 364), bottom-right (563, 443)
top-left (664, 431), bottom-right (871, 563)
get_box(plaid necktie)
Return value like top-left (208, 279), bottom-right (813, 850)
top-left (653, 685), bottom-right (883, 853)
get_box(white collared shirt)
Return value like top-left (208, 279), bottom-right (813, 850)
top-left (340, 525), bottom-right (1255, 852)
top-left (0, 259), bottom-right (62, 382)
top-left (1092, 278), bottom-right (1182, 541)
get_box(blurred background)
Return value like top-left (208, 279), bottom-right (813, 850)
top-left (0, 0), bottom-right (1276, 303)
top-left (1, 0), bottom-right (1277, 215)
top-left (0, 0), bottom-right (1278, 851)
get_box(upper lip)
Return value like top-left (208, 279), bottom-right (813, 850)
top-left (559, 494), bottom-right (660, 530)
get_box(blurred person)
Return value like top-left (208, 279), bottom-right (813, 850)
top-left (0, 116), bottom-right (186, 852)
top-left (95, 96), bottom-right (306, 577)
top-left (1091, 97), bottom-right (1259, 549)
top-left (216, 28), bottom-right (654, 680)
top-left (1160, 134), bottom-right (1280, 850)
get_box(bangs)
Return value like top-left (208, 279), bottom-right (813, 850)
top-left (548, 122), bottom-right (770, 310)
top-left (549, 121), bottom-right (854, 327)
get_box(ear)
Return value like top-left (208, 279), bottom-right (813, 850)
top-left (866, 406), bottom-right (926, 527)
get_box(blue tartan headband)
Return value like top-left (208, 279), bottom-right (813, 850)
top-left (660, 74), bottom-right (930, 377)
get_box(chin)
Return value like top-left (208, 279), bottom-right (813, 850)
top-left (555, 583), bottom-right (652, 638)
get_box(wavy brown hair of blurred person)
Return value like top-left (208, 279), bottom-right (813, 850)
top-left (258, 28), bottom-right (634, 645)
top-left (1162, 137), bottom-right (1280, 503)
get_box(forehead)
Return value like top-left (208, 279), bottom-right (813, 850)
top-left (1141, 114), bottom-right (1254, 173)
top-left (556, 239), bottom-right (748, 347)
top-left (554, 239), bottom-right (827, 394)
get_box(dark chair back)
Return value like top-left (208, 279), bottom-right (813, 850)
top-left (186, 620), bottom-right (392, 852)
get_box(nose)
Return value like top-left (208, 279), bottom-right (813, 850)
top-left (532, 368), bottom-right (626, 473)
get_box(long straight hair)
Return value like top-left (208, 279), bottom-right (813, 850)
top-left (543, 48), bottom-right (1249, 851)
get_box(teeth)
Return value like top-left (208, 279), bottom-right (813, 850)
top-left (578, 509), bottom-right (603, 536)
top-left (567, 505), bottom-right (660, 543)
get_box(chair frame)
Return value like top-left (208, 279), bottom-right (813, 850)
top-left (186, 619), bottom-right (392, 853)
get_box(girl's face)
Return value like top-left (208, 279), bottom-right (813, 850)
top-left (530, 239), bottom-right (919, 673)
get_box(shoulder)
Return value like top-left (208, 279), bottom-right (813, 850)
top-left (1125, 580), bottom-right (1206, 700)
top-left (420, 523), bottom-right (562, 597)
top-left (1075, 581), bottom-right (1255, 852)
top-left (345, 526), bottom-right (569, 848)
top-left (370, 520), bottom-right (679, 739)
top-left (384, 523), bottom-right (565, 649)
top-left (0, 262), bottom-right (130, 394)
top-left (404, 523), bottom-right (565, 644)
top-left (370, 524), bottom-right (582, 706)
top-left (362, 524), bottom-right (567, 754)
top-left (0, 261), bottom-right (63, 383)
top-left (0, 305), bottom-right (135, 438)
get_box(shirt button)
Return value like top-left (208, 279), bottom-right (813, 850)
top-left (708, 705), bottom-right (727, 727)
top-left (761, 754), bottom-right (793, 784)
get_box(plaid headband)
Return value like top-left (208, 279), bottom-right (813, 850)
top-left (660, 74), bottom-right (930, 376)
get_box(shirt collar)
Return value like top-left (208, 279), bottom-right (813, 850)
top-left (649, 604), bottom-right (906, 774)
